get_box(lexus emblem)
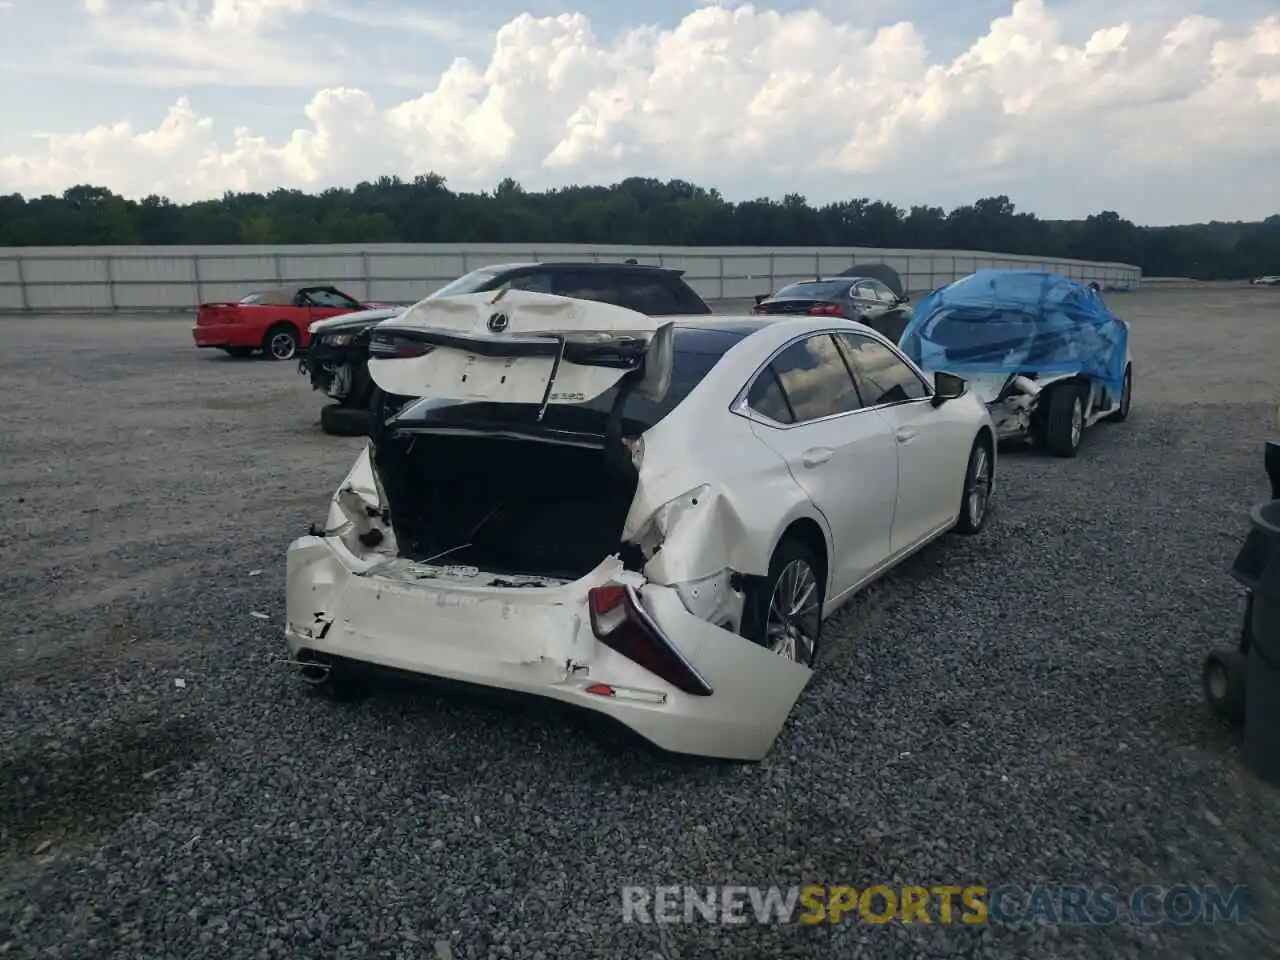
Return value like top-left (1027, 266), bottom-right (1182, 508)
top-left (487, 311), bottom-right (509, 333)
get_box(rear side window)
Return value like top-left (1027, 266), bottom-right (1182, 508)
top-left (746, 371), bottom-right (793, 423)
top-left (775, 281), bottom-right (850, 300)
top-left (553, 271), bottom-right (621, 302)
top-left (616, 276), bottom-right (682, 315)
top-left (750, 334), bottom-right (863, 424)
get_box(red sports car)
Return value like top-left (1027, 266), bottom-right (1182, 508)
top-left (192, 285), bottom-right (395, 360)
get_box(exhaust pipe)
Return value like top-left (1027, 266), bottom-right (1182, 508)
top-left (290, 649), bottom-right (332, 685)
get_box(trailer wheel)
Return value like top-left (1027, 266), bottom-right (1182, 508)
top-left (1203, 647), bottom-right (1247, 726)
top-left (1042, 384), bottom-right (1084, 458)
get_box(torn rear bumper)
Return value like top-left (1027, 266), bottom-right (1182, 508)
top-left (284, 535), bottom-right (812, 761)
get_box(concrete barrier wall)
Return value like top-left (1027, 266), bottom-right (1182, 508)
top-left (0, 243), bottom-right (1142, 313)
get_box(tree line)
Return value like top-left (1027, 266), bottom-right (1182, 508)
top-left (1, 176), bottom-right (1276, 280)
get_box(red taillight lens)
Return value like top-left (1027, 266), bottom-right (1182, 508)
top-left (586, 585), bottom-right (713, 697)
top-left (808, 303), bottom-right (842, 316)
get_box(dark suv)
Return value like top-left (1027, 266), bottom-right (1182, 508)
top-left (302, 260), bottom-right (713, 436)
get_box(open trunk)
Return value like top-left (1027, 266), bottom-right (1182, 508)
top-left (361, 290), bottom-right (675, 583)
top-left (372, 431), bottom-right (639, 581)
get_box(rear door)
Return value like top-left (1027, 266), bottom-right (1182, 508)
top-left (366, 290), bottom-right (674, 410)
top-left (834, 331), bottom-right (968, 552)
top-left (740, 333), bottom-right (898, 599)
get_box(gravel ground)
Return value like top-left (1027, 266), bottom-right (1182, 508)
top-left (2, 286), bottom-right (1280, 959)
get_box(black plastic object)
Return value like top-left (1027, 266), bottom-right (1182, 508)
top-left (1231, 498), bottom-right (1280, 783)
top-left (1266, 440), bottom-right (1280, 500)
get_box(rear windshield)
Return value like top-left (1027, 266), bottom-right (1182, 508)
top-left (429, 268), bottom-right (500, 299)
top-left (774, 280), bottom-right (849, 299)
top-left (391, 326), bottom-right (744, 436)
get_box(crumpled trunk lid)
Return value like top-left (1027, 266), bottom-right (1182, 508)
top-left (366, 290), bottom-right (674, 413)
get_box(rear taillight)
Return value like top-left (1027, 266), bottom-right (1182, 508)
top-left (808, 303), bottom-right (842, 316)
top-left (586, 585), bottom-right (713, 697)
top-left (369, 333), bottom-right (434, 359)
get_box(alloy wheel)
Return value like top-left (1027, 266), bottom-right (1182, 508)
top-left (766, 560), bottom-right (820, 664)
top-left (967, 445), bottom-right (992, 527)
top-left (270, 331), bottom-right (297, 360)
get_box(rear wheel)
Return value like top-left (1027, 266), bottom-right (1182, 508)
top-left (263, 323), bottom-right (300, 361)
top-left (221, 346), bottom-right (254, 358)
top-left (1042, 384), bottom-right (1084, 458)
top-left (320, 402), bottom-right (373, 437)
top-left (1103, 364), bottom-right (1132, 423)
top-left (741, 538), bottom-right (823, 667)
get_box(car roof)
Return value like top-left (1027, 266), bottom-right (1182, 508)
top-left (482, 261), bottom-right (685, 275)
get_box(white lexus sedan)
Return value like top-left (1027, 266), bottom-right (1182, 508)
top-left (284, 290), bottom-right (997, 761)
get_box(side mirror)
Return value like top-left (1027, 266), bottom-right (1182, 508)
top-left (898, 293), bottom-right (910, 304)
top-left (754, 294), bottom-right (768, 306)
top-left (932, 371), bottom-right (966, 407)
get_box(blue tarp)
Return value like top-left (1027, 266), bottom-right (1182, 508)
top-left (899, 269), bottom-right (1129, 399)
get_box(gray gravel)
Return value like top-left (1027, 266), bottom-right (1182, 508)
top-left (2, 286), bottom-right (1280, 959)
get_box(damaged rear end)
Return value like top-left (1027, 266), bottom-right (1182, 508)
top-left (285, 290), bottom-right (811, 761)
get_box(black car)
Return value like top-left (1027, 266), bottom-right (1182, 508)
top-left (752, 263), bottom-right (912, 343)
top-left (301, 260), bottom-right (713, 436)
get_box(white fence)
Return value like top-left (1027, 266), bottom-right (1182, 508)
top-left (0, 243), bottom-right (1142, 313)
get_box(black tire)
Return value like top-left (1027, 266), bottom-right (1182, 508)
top-left (740, 537), bottom-right (824, 667)
top-left (221, 346), bottom-right (254, 358)
top-left (262, 323), bottom-right (300, 361)
top-left (1203, 647), bottom-right (1247, 726)
top-left (954, 436), bottom-right (994, 535)
top-left (320, 402), bottom-right (373, 437)
top-left (1103, 364), bottom-right (1132, 423)
top-left (1041, 384), bottom-right (1085, 458)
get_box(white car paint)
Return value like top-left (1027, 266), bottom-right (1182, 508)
top-left (284, 290), bottom-right (997, 762)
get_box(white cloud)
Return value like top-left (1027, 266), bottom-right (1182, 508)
top-left (2, 1), bottom-right (1279, 223)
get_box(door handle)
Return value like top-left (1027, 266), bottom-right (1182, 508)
top-left (895, 428), bottom-right (916, 443)
top-left (801, 448), bottom-right (834, 468)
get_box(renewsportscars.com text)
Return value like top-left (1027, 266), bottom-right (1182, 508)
top-left (620, 884), bottom-right (1252, 926)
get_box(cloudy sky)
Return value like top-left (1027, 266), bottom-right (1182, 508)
top-left (0, 0), bottom-right (1276, 225)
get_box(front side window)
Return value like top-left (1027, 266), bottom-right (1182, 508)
top-left (616, 277), bottom-right (681, 315)
top-left (835, 332), bottom-right (930, 406)
top-left (756, 334), bottom-right (863, 424)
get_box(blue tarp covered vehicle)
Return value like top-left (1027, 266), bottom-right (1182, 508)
top-left (899, 269), bottom-right (1133, 457)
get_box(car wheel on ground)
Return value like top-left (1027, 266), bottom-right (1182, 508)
top-left (955, 436), bottom-right (994, 534)
top-left (263, 323), bottom-right (300, 361)
top-left (1203, 646), bottom-right (1247, 726)
top-left (1104, 364), bottom-right (1133, 423)
top-left (320, 402), bottom-right (373, 437)
top-left (221, 346), bottom-right (254, 358)
top-left (741, 536), bottom-right (824, 667)
top-left (1042, 384), bottom-right (1085, 458)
